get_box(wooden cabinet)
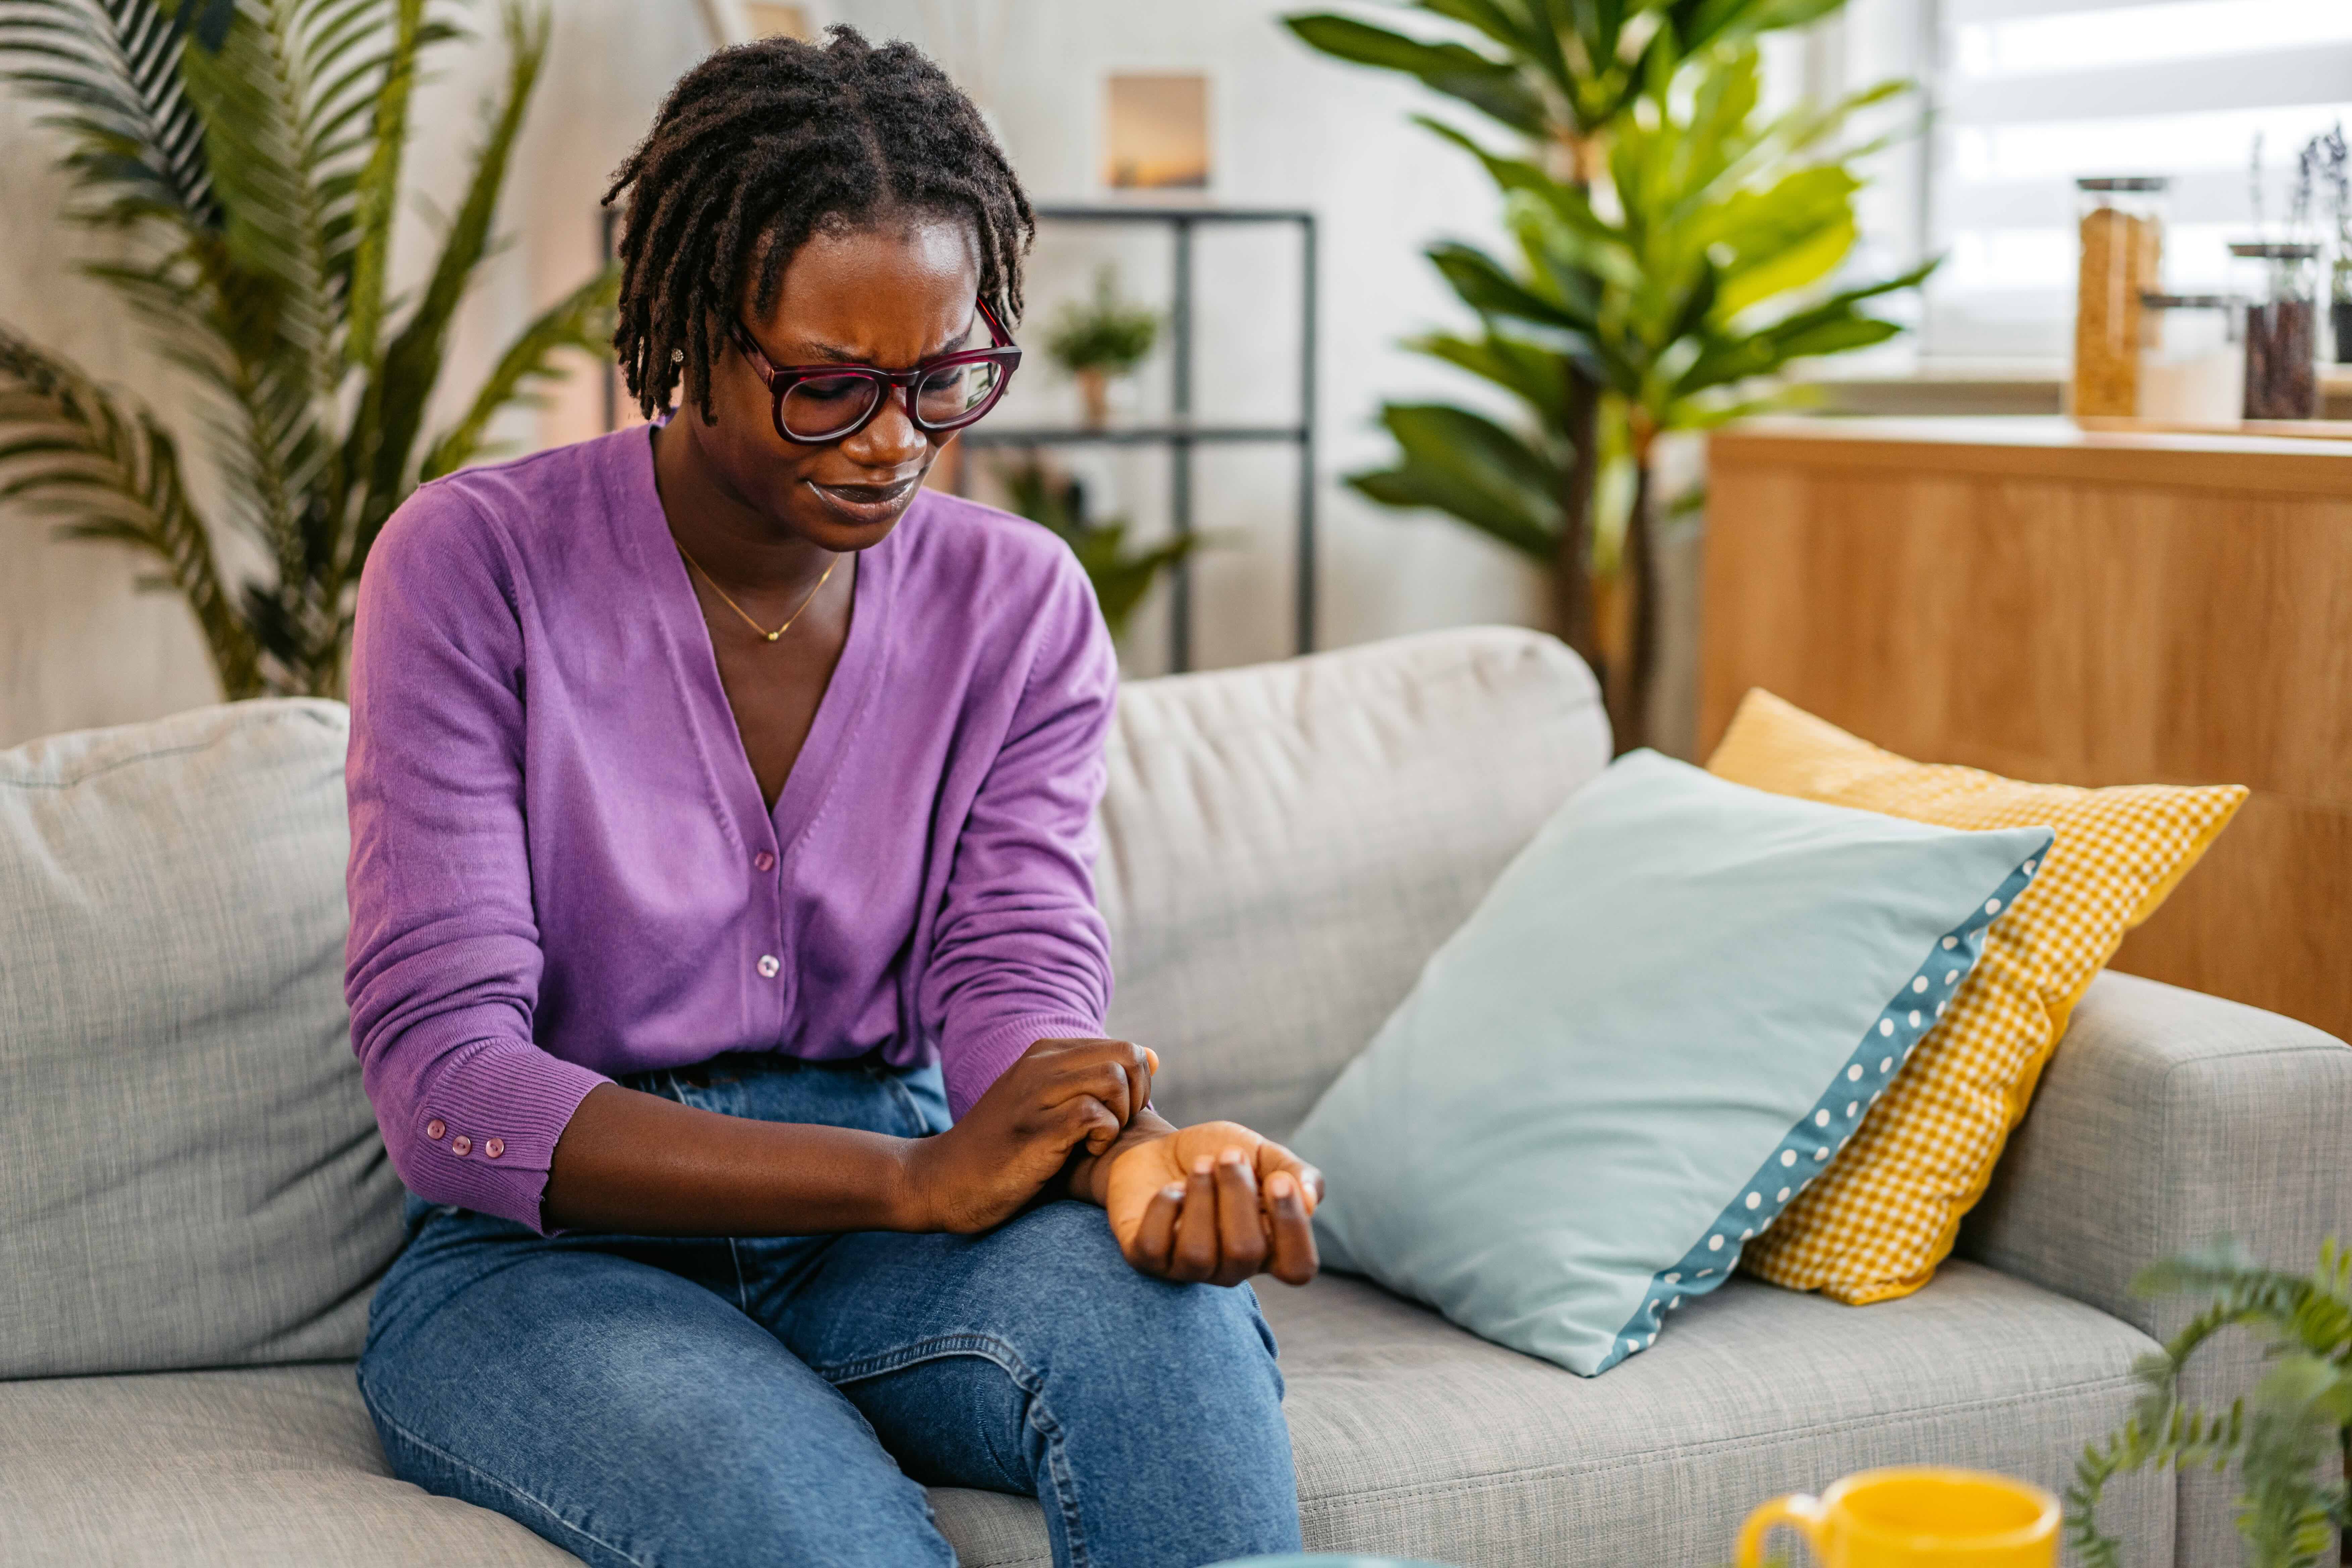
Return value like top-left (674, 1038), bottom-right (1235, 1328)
top-left (1701, 416), bottom-right (2352, 1040)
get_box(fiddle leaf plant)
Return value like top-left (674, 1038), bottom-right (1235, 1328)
top-left (2068, 1237), bottom-right (2352, 1568)
top-left (0, 0), bottom-right (618, 699)
top-left (1284, 0), bottom-right (1929, 749)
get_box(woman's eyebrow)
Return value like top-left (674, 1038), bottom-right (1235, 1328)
top-left (789, 320), bottom-right (974, 366)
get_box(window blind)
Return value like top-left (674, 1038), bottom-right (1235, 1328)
top-left (1922, 0), bottom-right (2352, 358)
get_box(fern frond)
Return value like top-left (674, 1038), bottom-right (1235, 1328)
top-left (0, 324), bottom-right (259, 695)
top-left (338, 0), bottom-right (418, 363)
top-left (177, 0), bottom-right (341, 398)
top-left (418, 264), bottom-right (617, 484)
top-left (352, 0), bottom-right (545, 523)
top-left (0, 0), bottom-right (220, 230)
top-left (2067, 1400), bottom-right (2247, 1568)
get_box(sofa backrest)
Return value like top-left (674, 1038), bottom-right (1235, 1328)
top-left (0, 699), bottom-right (402, 1381)
top-left (1098, 626), bottom-right (1610, 1137)
top-left (0, 626), bottom-right (1606, 1378)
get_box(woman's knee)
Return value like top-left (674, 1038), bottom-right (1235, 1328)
top-left (1008, 1205), bottom-right (1286, 1408)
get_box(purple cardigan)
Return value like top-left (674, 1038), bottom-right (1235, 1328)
top-left (344, 428), bottom-right (1117, 1232)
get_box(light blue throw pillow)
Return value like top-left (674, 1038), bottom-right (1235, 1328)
top-left (1290, 750), bottom-right (2051, 1376)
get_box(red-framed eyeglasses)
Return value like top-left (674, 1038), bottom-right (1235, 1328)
top-left (729, 298), bottom-right (1022, 445)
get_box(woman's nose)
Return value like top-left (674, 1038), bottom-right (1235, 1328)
top-left (843, 385), bottom-right (928, 467)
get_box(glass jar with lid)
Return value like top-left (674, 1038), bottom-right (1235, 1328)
top-left (2229, 240), bottom-right (2320, 419)
top-left (2072, 177), bottom-right (2168, 419)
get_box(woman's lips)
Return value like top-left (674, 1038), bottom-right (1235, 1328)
top-left (807, 473), bottom-right (920, 527)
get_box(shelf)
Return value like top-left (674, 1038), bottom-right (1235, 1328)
top-left (958, 204), bottom-right (1317, 670)
top-left (962, 424), bottom-right (1308, 447)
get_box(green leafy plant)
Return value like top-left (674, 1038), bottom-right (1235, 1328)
top-left (1283, 1), bottom-right (1928, 749)
top-left (996, 450), bottom-right (1194, 645)
top-left (1045, 264), bottom-right (1159, 429)
top-left (0, 0), bottom-right (618, 699)
top-left (2069, 1237), bottom-right (2352, 1568)
top-left (1046, 264), bottom-right (1161, 376)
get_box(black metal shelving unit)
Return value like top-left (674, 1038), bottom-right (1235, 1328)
top-left (958, 205), bottom-right (1318, 672)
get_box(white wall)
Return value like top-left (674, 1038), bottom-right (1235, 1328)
top-left (0, 0), bottom-right (1545, 744)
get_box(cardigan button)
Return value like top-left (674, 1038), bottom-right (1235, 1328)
top-left (753, 850), bottom-right (776, 873)
top-left (450, 1135), bottom-right (473, 1157)
top-left (483, 1138), bottom-right (505, 1159)
top-left (756, 954), bottom-right (781, 979)
top-left (425, 1119), bottom-right (446, 1141)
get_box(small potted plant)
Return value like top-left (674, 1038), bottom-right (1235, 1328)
top-left (1047, 266), bottom-right (1160, 429)
top-left (2066, 1236), bottom-right (2352, 1568)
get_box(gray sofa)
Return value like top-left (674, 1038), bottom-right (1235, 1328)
top-left (3, 625), bottom-right (2345, 1568)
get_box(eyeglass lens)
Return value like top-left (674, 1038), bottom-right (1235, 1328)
top-left (778, 361), bottom-right (1005, 441)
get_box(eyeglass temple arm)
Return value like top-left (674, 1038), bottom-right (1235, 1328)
top-left (977, 296), bottom-right (1013, 345)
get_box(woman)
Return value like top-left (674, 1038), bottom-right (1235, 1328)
top-left (344, 28), bottom-right (1321, 1568)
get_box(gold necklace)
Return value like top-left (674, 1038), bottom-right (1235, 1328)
top-left (675, 541), bottom-right (838, 643)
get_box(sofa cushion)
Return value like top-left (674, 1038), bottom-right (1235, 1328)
top-left (1098, 626), bottom-right (1610, 1138)
top-left (0, 700), bottom-right (403, 1379)
top-left (0, 1264), bottom-right (2170, 1568)
top-left (0, 1364), bottom-right (568, 1567)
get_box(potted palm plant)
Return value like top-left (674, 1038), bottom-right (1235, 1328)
top-left (0, 0), bottom-right (616, 700)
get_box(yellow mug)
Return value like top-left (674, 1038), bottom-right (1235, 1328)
top-left (1736, 1467), bottom-right (2059, 1567)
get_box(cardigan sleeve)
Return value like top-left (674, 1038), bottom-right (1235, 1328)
top-left (921, 549), bottom-right (1120, 1121)
top-left (343, 481), bottom-right (608, 1232)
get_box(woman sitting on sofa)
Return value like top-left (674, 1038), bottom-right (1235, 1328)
top-left (341, 28), bottom-right (1320, 1568)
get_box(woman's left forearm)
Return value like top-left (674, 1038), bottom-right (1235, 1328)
top-left (1063, 1105), bottom-right (1176, 1206)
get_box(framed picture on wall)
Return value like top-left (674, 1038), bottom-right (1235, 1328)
top-left (696, 1), bottom-right (824, 44)
top-left (1104, 72), bottom-right (1211, 191)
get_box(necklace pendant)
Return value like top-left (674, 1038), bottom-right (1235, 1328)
top-left (764, 630), bottom-right (781, 642)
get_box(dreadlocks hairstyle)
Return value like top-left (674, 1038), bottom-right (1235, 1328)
top-left (604, 27), bottom-right (1035, 423)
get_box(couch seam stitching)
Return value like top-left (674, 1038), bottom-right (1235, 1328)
top-left (1292, 1368), bottom-right (2146, 1511)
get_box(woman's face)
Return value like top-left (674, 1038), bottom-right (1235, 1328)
top-left (688, 214), bottom-right (983, 551)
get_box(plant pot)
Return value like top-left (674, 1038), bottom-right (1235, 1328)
top-left (1075, 367), bottom-right (1111, 430)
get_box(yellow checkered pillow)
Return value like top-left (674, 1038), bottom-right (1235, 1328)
top-left (1707, 691), bottom-right (2246, 1304)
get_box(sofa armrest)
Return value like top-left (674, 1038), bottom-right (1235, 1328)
top-left (1961, 969), bottom-right (2352, 1337)
top-left (1958, 970), bottom-right (2352, 1565)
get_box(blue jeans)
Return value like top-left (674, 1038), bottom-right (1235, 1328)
top-left (357, 1052), bottom-right (1301, 1568)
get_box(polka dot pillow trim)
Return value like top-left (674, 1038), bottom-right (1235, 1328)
top-left (1707, 690), bottom-right (2248, 1306)
top-left (1611, 856), bottom-right (2039, 1369)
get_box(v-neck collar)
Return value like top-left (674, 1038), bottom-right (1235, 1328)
top-left (617, 425), bottom-right (895, 859)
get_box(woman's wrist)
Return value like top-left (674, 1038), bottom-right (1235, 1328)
top-left (1066, 1107), bottom-right (1177, 1209)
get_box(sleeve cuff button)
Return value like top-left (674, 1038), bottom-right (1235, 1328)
top-left (451, 1135), bottom-right (473, 1157)
top-left (425, 1118), bottom-right (446, 1141)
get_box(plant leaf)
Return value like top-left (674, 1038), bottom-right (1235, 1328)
top-left (353, 0), bottom-right (546, 551)
top-left (0, 0), bottom-right (222, 230)
top-left (1282, 12), bottom-right (1545, 134)
top-left (419, 263), bottom-right (618, 481)
top-left (340, 0), bottom-right (420, 367)
top-left (0, 323), bottom-right (258, 694)
top-left (1348, 398), bottom-right (1564, 560)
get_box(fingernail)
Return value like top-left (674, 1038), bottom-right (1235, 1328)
top-left (1191, 1155), bottom-right (1214, 1177)
top-left (1268, 1172), bottom-right (1295, 1199)
top-left (1219, 1147), bottom-right (1245, 1167)
top-left (1162, 1184), bottom-right (1185, 1202)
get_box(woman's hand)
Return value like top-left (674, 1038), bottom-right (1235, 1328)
top-left (899, 1036), bottom-right (1156, 1234)
top-left (1099, 1121), bottom-right (1323, 1287)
